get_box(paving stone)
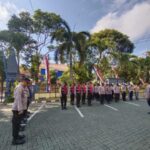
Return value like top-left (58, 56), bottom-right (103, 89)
top-left (0, 100), bottom-right (150, 150)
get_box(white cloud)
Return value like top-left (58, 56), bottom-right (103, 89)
top-left (91, 2), bottom-right (150, 41)
top-left (0, 2), bottom-right (25, 29)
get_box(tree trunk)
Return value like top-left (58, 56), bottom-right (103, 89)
top-left (70, 52), bottom-right (73, 81)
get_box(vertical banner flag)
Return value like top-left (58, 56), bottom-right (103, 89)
top-left (44, 54), bottom-right (51, 92)
top-left (93, 65), bottom-right (104, 83)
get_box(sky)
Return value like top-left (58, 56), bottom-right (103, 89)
top-left (0, 0), bottom-right (150, 58)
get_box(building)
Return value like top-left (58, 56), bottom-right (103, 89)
top-left (39, 63), bottom-right (68, 79)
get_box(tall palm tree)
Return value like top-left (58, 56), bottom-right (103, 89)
top-left (51, 20), bottom-right (90, 80)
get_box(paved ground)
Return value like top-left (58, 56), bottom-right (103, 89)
top-left (0, 99), bottom-right (150, 150)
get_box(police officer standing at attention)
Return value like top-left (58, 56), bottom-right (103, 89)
top-left (145, 82), bottom-right (150, 114)
top-left (108, 84), bottom-right (113, 103)
top-left (99, 83), bottom-right (105, 105)
top-left (87, 82), bottom-right (93, 106)
top-left (82, 83), bottom-right (86, 105)
top-left (70, 83), bottom-right (75, 105)
top-left (134, 84), bottom-right (140, 100)
top-left (61, 82), bottom-right (68, 110)
top-left (95, 83), bottom-right (100, 101)
top-left (114, 83), bottom-right (120, 102)
top-left (128, 83), bottom-right (134, 101)
top-left (12, 77), bottom-right (28, 145)
top-left (121, 83), bottom-right (127, 101)
top-left (22, 80), bottom-right (30, 124)
top-left (105, 83), bottom-right (109, 104)
top-left (111, 84), bottom-right (114, 101)
top-left (76, 83), bottom-right (82, 107)
top-left (26, 79), bottom-right (33, 115)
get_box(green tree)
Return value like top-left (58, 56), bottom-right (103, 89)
top-left (0, 30), bottom-right (35, 72)
top-left (51, 27), bottom-right (90, 80)
top-left (89, 29), bottom-right (134, 64)
top-left (30, 54), bottom-right (41, 82)
top-left (60, 63), bottom-right (93, 84)
top-left (8, 10), bottom-right (68, 79)
top-left (73, 63), bottom-right (93, 83)
top-left (50, 70), bottom-right (57, 84)
top-left (87, 29), bottom-right (134, 80)
top-left (8, 10), bottom-right (65, 53)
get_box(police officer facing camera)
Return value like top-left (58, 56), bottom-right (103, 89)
top-left (70, 83), bottom-right (75, 105)
top-left (12, 77), bottom-right (29, 145)
top-left (61, 82), bottom-right (68, 110)
top-left (76, 83), bottom-right (82, 108)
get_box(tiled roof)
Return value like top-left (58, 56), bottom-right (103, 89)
top-left (40, 63), bottom-right (68, 72)
top-left (20, 63), bottom-right (68, 77)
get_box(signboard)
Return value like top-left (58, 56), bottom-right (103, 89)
top-left (106, 78), bottom-right (125, 84)
top-left (41, 69), bottom-right (46, 75)
top-left (56, 71), bottom-right (63, 78)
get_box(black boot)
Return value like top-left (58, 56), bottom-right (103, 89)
top-left (12, 138), bottom-right (25, 145)
top-left (19, 126), bottom-right (26, 132)
top-left (18, 134), bottom-right (25, 139)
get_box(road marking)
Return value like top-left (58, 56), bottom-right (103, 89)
top-left (74, 106), bottom-right (84, 118)
top-left (28, 101), bottom-right (46, 122)
top-left (104, 104), bottom-right (118, 111)
top-left (124, 101), bottom-right (140, 107)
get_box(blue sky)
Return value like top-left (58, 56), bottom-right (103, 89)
top-left (0, 0), bottom-right (150, 58)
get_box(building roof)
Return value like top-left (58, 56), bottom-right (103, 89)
top-left (40, 63), bottom-right (68, 72)
top-left (20, 63), bottom-right (68, 77)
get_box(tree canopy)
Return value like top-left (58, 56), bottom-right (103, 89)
top-left (2, 9), bottom-right (150, 85)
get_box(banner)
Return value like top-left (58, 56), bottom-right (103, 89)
top-left (93, 65), bottom-right (104, 83)
top-left (44, 55), bottom-right (51, 92)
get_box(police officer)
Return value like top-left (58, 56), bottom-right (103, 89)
top-left (121, 83), bottom-right (127, 101)
top-left (108, 84), bottom-right (113, 103)
top-left (145, 82), bottom-right (150, 114)
top-left (95, 83), bottom-right (100, 101)
top-left (26, 79), bottom-right (33, 114)
top-left (76, 83), bottom-right (82, 107)
top-left (105, 84), bottom-right (109, 104)
top-left (18, 78), bottom-right (30, 132)
top-left (111, 84), bottom-right (114, 101)
top-left (70, 83), bottom-right (75, 105)
top-left (82, 83), bottom-right (86, 105)
top-left (128, 83), bottom-right (134, 100)
top-left (114, 84), bottom-right (120, 102)
top-left (61, 82), bottom-right (68, 110)
top-left (12, 78), bottom-right (28, 145)
top-left (20, 81), bottom-right (29, 126)
top-left (134, 84), bottom-right (140, 100)
top-left (99, 83), bottom-right (105, 105)
top-left (87, 82), bottom-right (93, 106)
top-left (22, 79), bottom-right (30, 121)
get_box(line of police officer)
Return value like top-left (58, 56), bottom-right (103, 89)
top-left (60, 82), bottom-right (140, 109)
top-left (12, 77), bottom-right (33, 145)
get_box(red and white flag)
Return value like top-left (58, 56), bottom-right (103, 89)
top-left (44, 55), bottom-right (51, 92)
top-left (93, 65), bottom-right (104, 83)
